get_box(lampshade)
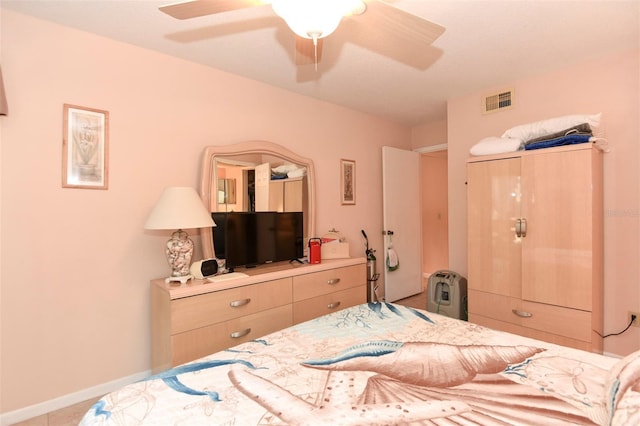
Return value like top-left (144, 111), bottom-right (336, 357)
top-left (146, 187), bottom-right (215, 283)
top-left (144, 187), bottom-right (215, 230)
top-left (271, 0), bottom-right (365, 40)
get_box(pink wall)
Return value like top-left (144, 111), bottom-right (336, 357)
top-left (413, 120), bottom-right (449, 277)
top-left (412, 119), bottom-right (447, 148)
top-left (0, 10), bottom-right (411, 413)
top-left (446, 49), bottom-right (640, 357)
top-left (421, 152), bottom-right (449, 275)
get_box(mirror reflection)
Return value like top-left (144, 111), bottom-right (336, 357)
top-left (217, 178), bottom-right (236, 205)
top-left (199, 141), bottom-right (316, 260)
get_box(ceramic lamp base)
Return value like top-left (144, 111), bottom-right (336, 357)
top-left (165, 229), bottom-right (194, 281)
top-left (165, 274), bottom-right (194, 284)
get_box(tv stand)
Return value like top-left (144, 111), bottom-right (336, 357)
top-left (151, 257), bottom-right (366, 373)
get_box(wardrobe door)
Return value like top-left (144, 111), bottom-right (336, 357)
top-left (520, 148), bottom-right (595, 311)
top-left (467, 157), bottom-right (522, 297)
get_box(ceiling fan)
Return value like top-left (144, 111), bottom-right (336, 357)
top-left (159, 0), bottom-right (445, 67)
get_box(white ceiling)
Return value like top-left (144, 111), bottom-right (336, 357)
top-left (3, 0), bottom-right (639, 126)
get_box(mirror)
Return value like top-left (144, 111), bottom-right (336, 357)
top-left (199, 140), bottom-right (316, 260)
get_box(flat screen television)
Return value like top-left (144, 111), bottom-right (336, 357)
top-left (211, 211), bottom-right (304, 271)
top-left (211, 212), bottom-right (227, 260)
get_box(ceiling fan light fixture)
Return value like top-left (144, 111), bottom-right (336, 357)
top-left (271, 0), bottom-right (363, 40)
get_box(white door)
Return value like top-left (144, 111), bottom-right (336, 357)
top-left (382, 146), bottom-right (423, 302)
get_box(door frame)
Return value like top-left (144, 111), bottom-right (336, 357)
top-left (415, 144), bottom-right (448, 154)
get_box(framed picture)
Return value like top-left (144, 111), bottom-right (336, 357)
top-left (340, 159), bottom-right (356, 205)
top-left (62, 104), bottom-right (109, 189)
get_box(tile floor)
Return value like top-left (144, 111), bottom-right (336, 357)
top-left (12, 291), bottom-right (427, 426)
top-left (394, 289), bottom-right (428, 310)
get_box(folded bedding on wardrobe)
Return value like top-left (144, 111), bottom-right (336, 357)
top-left (502, 113), bottom-right (601, 141)
top-left (524, 123), bottom-right (593, 150)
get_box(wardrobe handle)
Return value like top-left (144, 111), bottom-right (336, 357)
top-left (512, 309), bottom-right (533, 318)
top-left (230, 328), bottom-right (251, 339)
top-left (514, 218), bottom-right (527, 238)
top-left (229, 298), bottom-right (251, 308)
top-left (327, 278), bottom-right (341, 285)
top-left (327, 301), bottom-right (341, 309)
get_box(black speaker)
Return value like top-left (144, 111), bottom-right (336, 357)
top-left (190, 258), bottom-right (218, 279)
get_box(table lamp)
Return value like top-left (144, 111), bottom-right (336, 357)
top-left (145, 186), bottom-right (215, 283)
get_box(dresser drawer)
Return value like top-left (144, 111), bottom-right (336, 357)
top-left (172, 304), bottom-right (293, 366)
top-left (171, 278), bottom-right (292, 334)
top-left (292, 264), bottom-right (365, 302)
top-left (519, 299), bottom-right (592, 342)
top-left (468, 314), bottom-right (592, 352)
top-left (293, 285), bottom-right (365, 324)
top-left (468, 289), bottom-right (591, 342)
top-left (468, 289), bottom-right (513, 322)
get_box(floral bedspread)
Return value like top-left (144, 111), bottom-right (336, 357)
top-left (80, 303), bottom-right (640, 425)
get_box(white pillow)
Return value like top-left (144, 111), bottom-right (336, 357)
top-left (502, 113), bottom-right (601, 142)
top-left (469, 136), bottom-right (523, 156)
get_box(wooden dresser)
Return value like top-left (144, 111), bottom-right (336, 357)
top-left (467, 144), bottom-right (604, 352)
top-left (151, 258), bottom-right (366, 373)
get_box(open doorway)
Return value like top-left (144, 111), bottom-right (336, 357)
top-left (420, 149), bottom-right (449, 280)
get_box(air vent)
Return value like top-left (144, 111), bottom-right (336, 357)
top-left (483, 89), bottom-right (513, 114)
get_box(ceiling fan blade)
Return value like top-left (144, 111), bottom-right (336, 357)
top-left (295, 36), bottom-right (323, 66)
top-left (160, 0), bottom-right (266, 20)
top-left (341, 19), bottom-right (443, 69)
top-left (362, 1), bottom-right (445, 45)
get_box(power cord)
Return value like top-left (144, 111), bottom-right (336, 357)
top-left (596, 314), bottom-right (636, 338)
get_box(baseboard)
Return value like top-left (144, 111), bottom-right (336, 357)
top-left (0, 370), bottom-right (151, 426)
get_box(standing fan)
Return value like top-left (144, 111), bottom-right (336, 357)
top-left (159, 0), bottom-right (445, 66)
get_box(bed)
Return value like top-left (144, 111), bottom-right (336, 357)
top-left (80, 303), bottom-right (640, 425)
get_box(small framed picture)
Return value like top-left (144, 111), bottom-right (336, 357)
top-left (62, 104), bottom-right (109, 189)
top-left (340, 159), bottom-right (356, 205)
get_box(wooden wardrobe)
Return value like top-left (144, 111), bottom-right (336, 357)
top-left (467, 144), bottom-right (604, 352)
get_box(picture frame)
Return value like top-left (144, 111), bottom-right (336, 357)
top-left (62, 104), bottom-right (109, 189)
top-left (340, 159), bottom-right (356, 205)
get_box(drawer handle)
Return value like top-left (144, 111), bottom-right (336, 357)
top-left (327, 278), bottom-right (341, 285)
top-left (327, 301), bottom-right (341, 309)
top-left (512, 309), bottom-right (533, 318)
top-left (229, 298), bottom-right (251, 308)
top-left (230, 328), bottom-right (251, 339)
